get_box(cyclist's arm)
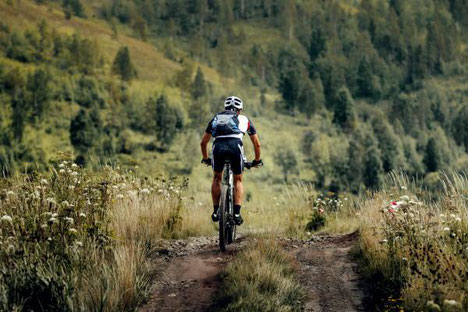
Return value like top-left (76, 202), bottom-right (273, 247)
top-left (249, 134), bottom-right (261, 161)
top-left (200, 132), bottom-right (212, 159)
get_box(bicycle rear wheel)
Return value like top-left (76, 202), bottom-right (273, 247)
top-left (219, 184), bottom-right (229, 252)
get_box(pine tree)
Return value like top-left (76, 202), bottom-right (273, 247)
top-left (424, 137), bottom-right (441, 172)
top-left (364, 145), bottom-right (383, 190)
top-left (453, 105), bottom-right (468, 152)
top-left (356, 57), bottom-right (373, 98)
top-left (333, 87), bottom-right (356, 132)
top-left (190, 67), bottom-right (207, 99)
top-left (112, 46), bottom-right (137, 81)
top-left (70, 109), bottom-right (95, 155)
top-left (309, 26), bottom-right (326, 63)
top-left (26, 68), bottom-right (51, 121)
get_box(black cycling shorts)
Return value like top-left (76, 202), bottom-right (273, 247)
top-left (212, 138), bottom-right (245, 175)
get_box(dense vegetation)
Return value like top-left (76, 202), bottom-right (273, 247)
top-left (0, 0), bottom-right (467, 192)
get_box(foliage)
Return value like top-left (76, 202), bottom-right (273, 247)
top-left (112, 46), bottom-right (137, 81)
top-left (212, 239), bottom-right (304, 312)
top-left (359, 173), bottom-right (468, 310)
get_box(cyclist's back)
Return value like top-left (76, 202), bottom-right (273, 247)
top-left (200, 96), bottom-right (262, 226)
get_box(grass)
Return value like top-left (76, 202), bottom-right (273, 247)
top-left (0, 155), bottom-right (214, 311)
top-left (357, 172), bottom-right (468, 311)
top-left (212, 238), bottom-right (305, 312)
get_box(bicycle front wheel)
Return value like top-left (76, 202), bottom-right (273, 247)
top-left (219, 184), bottom-right (229, 252)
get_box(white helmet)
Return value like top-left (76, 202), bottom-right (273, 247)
top-left (224, 96), bottom-right (243, 110)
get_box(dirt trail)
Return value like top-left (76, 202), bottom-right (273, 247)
top-left (284, 232), bottom-right (370, 312)
top-left (140, 232), bottom-right (369, 312)
top-left (140, 237), bottom-right (248, 312)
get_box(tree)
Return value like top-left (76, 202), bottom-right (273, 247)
top-left (309, 26), bottom-right (326, 63)
top-left (347, 132), bottom-right (365, 193)
top-left (424, 137), bottom-right (441, 172)
top-left (333, 87), bottom-right (356, 132)
top-left (26, 68), bottom-right (51, 121)
top-left (453, 105), bottom-right (468, 152)
top-left (356, 57), bottom-right (373, 98)
top-left (275, 148), bottom-right (299, 183)
top-left (363, 145), bottom-right (383, 190)
top-left (112, 46), bottom-right (137, 81)
top-left (148, 95), bottom-right (184, 151)
top-left (70, 108), bottom-right (103, 164)
top-left (190, 67), bottom-right (207, 99)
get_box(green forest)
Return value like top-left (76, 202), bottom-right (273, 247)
top-left (0, 0), bottom-right (467, 193)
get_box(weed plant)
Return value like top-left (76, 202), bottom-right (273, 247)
top-left (0, 155), bottom-right (209, 311)
top-left (359, 173), bottom-right (467, 311)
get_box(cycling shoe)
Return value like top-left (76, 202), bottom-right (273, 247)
top-left (211, 211), bottom-right (219, 222)
top-left (234, 214), bottom-right (243, 225)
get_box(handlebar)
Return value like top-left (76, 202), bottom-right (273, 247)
top-left (244, 162), bottom-right (263, 170)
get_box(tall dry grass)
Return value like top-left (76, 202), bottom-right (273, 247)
top-left (212, 238), bottom-right (305, 312)
top-left (358, 172), bottom-right (468, 311)
top-left (0, 157), bottom-right (214, 311)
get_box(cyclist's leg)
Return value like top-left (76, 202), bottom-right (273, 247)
top-left (233, 174), bottom-right (243, 205)
top-left (211, 141), bottom-right (225, 221)
top-left (229, 139), bottom-right (244, 225)
top-left (212, 171), bottom-right (222, 206)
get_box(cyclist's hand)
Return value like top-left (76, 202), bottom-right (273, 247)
top-left (252, 159), bottom-right (263, 168)
top-left (201, 158), bottom-right (212, 166)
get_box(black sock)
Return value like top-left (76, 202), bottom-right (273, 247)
top-left (234, 205), bottom-right (241, 215)
top-left (213, 205), bottom-right (219, 213)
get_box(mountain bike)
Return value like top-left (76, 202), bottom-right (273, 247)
top-left (218, 160), bottom-right (256, 252)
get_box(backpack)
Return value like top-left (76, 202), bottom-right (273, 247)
top-left (211, 112), bottom-right (242, 137)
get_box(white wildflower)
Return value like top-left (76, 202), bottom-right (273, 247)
top-left (40, 179), bottom-right (48, 185)
top-left (402, 257), bottom-right (408, 262)
top-left (344, 197), bottom-right (348, 201)
top-left (75, 241), bottom-right (83, 247)
top-left (48, 217), bottom-right (57, 224)
top-left (409, 213), bottom-right (415, 218)
top-left (379, 239), bottom-right (388, 243)
top-left (59, 169), bottom-right (66, 174)
top-left (450, 232), bottom-right (456, 238)
top-left (198, 202), bottom-right (203, 206)
top-left (47, 237), bottom-right (52, 241)
top-left (59, 163), bottom-right (65, 168)
top-left (1, 215), bottom-right (12, 222)
top-left (439, 214), bottom-right (445, 218)
top-left (116, 194), bottom-right (124, 199)
top-left (64, 217), bottom-right (74, 225)
top-left (69, 185), bottom-right (75, 190)
top-left (52, 213), bottom-right (58, 218)
top-left (450, 214), bottom-right (456, 219)
top-left (62, 201), bottom-right (70, 207)
top-left (69, 228), bottom-right (78, 234)
top-left (455, 217), bottom-right (462, 222)
top-left (443, 299), bottom-right (461, 307)
top-left (46, 198), bottom-right (56, 205)
top-left (443, 227), bottom-right (450, 232)
top-left (158, 189), bottom-right (163, 193)
top-left (71, 171), bottom-right (78, 176)
top-left (401, 186), bottom-right (407, 190)
top-left (41, 224), bottom-right (48, 229)
top-left (112, 185), bottom-right (119, 189)
top-left (79, 213), bottom-right (86, 218)
top-left (400, 195), bottom-right (410, 201)
top-left (6, 191), bottom-right (15, 196)
top-left (71, 163), bottom-right (78, 168)
top-left (141, 188), bottom-right (150, 194)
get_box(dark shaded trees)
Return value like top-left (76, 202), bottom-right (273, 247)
top-left (112, 46), bottom-right (137, 81)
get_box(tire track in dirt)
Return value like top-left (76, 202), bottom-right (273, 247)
top-left (139, 236), bottom-right (248, 312)
top-left (140, 232), bottom-right (370, 312)
top-left (283, 232), bottom-right (370, 312)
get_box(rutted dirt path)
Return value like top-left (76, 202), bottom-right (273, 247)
top-left (139, 236), bottom-right (249, 312)
top-left (283, 232), bottom-right (369, 312)
top-left (140, 232), bottom-right (370, 312)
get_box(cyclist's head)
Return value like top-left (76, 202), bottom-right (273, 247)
top-left (224, 96), bottom-right (243, 113)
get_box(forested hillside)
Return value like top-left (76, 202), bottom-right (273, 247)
top-left (0, 0), bottom-right (467, 192)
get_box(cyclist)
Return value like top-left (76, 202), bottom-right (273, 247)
top-left (200, 96), bottom-right (262, 225)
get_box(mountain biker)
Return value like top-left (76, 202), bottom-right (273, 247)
top-left (200, 96), bottom-right (262, 226)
